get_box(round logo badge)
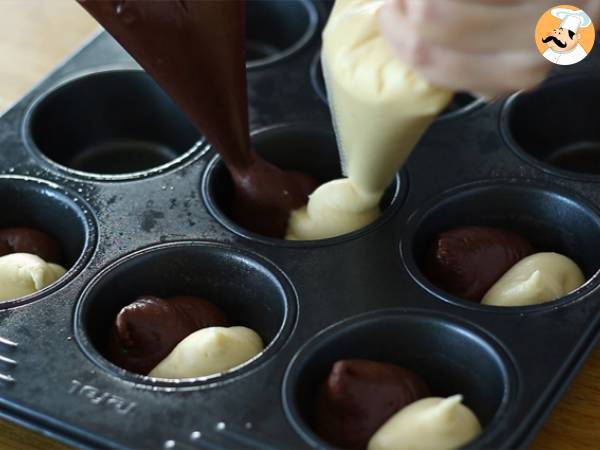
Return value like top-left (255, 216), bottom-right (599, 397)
top-left (535, 5), bottom-right (595, 65)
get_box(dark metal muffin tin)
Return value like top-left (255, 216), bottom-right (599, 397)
top-left (0, 1), bottom-right (599, 448)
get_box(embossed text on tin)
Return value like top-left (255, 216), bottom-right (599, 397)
top-left (68, 380), bottom-right (136, 415)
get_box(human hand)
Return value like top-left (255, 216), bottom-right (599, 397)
top-left (378, 0), bottom-right (600, 97)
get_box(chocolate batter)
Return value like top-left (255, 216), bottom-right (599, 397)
top-left (314, 359), bottom-right (430, 449)
top-left (0, 227), bottom-right (62, 263)
top-left (424, 226), bottom-right (534, 301)
top-left (106, 295), bottom-right (229, 375)
top-left (0, 241), bottom-right (10, 256)
top-left (77, 0), bottom-right (317, 237)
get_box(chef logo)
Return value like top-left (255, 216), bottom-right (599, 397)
top-left (535, 5), bottom-right (595, 65)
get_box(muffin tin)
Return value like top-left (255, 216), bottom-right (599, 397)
top-left (1, 1), bottom-right (600, 448)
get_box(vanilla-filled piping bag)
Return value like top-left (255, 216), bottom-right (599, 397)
top-left (287, 0), bottom-right (452, 240)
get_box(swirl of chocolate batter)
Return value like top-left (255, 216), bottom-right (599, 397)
top-left (424, 226), bottom-right (534, 301)
top-left (105, 295), bottom-right (229, 375)
top-left (77, 0), bottom-right (317, 237)
top-left (0, 227), bottom-right (62, 263)
top-left (0, 241), bottom-right (9, 256)
top-left (314, 359), bottom-right (430, 449)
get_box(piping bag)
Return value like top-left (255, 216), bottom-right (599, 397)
top-left (77, 0), bottom-right (317, 238)
top-left (286, 0), bottom-right (453, 240)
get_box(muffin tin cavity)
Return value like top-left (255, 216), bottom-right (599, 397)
top-left (283, 309), bottom-right (517, 449)
top-left (501, 74), bottom-right (600, 179)
top-left (310, 51), bottom-right (483, 120)
top-left (201, 123), bottom-right (405, 245)
top-left (246, 0), bottom-right (318, 68)
top-left (24, 69), bottom-right (202, 180)
top-left (0, 176), bottom-right (96, 307)
top-left (402, 181), bottom-right (600, 310)
top-left (75, 241), bottom-right (297, 389)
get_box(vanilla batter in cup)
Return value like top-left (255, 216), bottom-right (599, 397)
top-left (368, 395), bottom-right (482, 450)
top-left (0, 253), bottom-right (66, 301)
top-left (482, 252), bottom-right (585, 307)
top-left (148, 326), bottom-right (263, 379)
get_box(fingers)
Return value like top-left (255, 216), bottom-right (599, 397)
top-left (417, 46), bottom-right (548, 97)
top-left (381, 0), bottom-right (543, 53)
top-left (378, 0), bottom-right (553, 96)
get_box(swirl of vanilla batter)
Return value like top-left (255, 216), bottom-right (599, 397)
top-left (148, 326), bottom-right (263, 379)
top-left (0, 253), bottom-right (66, 301)
top-left (482, 252), bottom-right (585, 307)
top-left (368, 395), bottom-right (482, 450)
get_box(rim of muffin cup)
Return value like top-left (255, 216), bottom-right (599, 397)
top-left (282, 308), bottom-right (520, 449)
top-left (201, 122), bottom-right (408, 247)
top-left (74, 241), bottom-right (298, 390)
top-left (22, 67), bottom-right (207, 182)
top-left (0, 176), bottom-right (97, 309)
top-left (245, 0), bottom-right (320, 69)
top-left (401, 179), bottom-right (600, 313)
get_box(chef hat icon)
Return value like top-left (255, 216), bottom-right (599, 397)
top-left (551, 8), bottom-right (592, 33)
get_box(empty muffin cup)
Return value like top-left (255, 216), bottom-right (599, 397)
top-left (310, 51), bottom-right (483, 120)
top-left (402, 180), bottom-right (600, 310)
top-left (24, 69), bottom-right (203, 180)
top-left (246, 0), bottom-right (318, 68)
top-left (201, 123), bottom-right (405, 246)
top-left (74, 241), bottom-right (297, 389)
top-left (0, 176), bottom-right (96, 308)
top-left (283, 309), bottom-right (518, 449)
top-left (501, 73), bottom-right (600, 179)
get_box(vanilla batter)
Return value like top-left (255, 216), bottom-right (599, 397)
top-left (149, 326), bottom-right (264, 379)
top-left (482, 252), bottom-right (585, 307)
top-left (0, 253), bottom-right (66, 301)
top-left (368, 395), bottom-right (481, 450)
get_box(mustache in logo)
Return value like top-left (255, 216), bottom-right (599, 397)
top-left (542, 35), bottom-right (568, 48)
